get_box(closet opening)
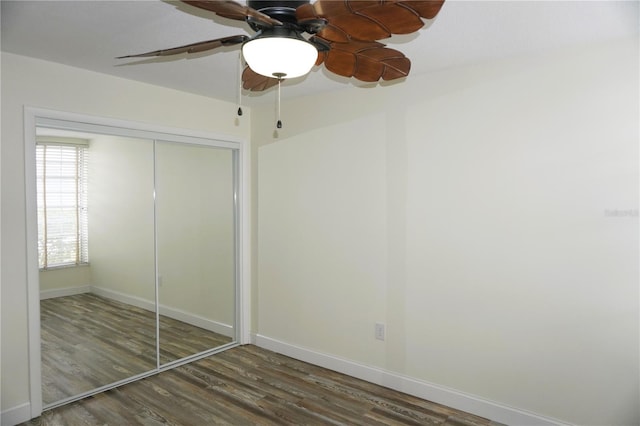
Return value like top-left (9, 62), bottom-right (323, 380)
top-left (24, 108), bottom-right (248, 416)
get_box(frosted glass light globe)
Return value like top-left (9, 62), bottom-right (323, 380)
top-left (242, 36), bottom-right (318, 79)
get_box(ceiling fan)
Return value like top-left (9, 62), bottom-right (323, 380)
top-left (118, 0), bottom-right (446, 92)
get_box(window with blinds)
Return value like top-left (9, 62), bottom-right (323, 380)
top-left (36, 140), bottom-right (89, 269)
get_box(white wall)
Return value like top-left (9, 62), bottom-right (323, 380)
top-left (0, 52), bottom-right (249, 418)
top-left (253, 37), bottom-right (639, 426)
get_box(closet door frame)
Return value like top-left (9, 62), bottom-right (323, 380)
top-left (24, 107), bottom-right (251, 418)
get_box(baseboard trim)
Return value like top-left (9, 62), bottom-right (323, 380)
top-left (90, 285), bottom-right (155, 310)
top-left (91, 286), bottom-right (234, 338)
top-left (253, 334), bottom-right (570, 426)
top-left (40, 285), bottom-right (91, 300)
top-left (159, 305), bottom-right (234, 338)
top-left (1, 402), bottom-right (31, 426)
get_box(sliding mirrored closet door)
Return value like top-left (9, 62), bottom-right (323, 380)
top-left (33, 119), bottom-right (240, 410)
top-left (155, 141), bottom-right (236, 365)
top-left (38, 131), bottom-right (157, 406)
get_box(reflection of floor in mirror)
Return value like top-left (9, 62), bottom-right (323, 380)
top-left (159, 309), bottom-right (233, 365)
top-left (40, 293), bottom-right (232, 405)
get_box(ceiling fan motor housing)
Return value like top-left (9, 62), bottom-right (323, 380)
top-left (248, 0), bottom-right (310, 25)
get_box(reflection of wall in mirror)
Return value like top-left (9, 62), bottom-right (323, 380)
top-left (88, 135), bottom-right (156, 304)
top-left (40, 266), bottom-right (90, 298)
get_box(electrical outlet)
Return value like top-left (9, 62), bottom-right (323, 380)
top-left (375, 323), bottom-right (385, 341)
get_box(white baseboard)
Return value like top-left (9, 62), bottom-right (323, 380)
top-left (159, 304), bottom-right (234, 338)
top-left (40, 285), bottom-right (91, 300)
top-left (91, 286), bottom-right (234, 338)
top-left (1, 402), bottom-right (31, 426)
top-left (253, 334), bottom-right (571, 426)
top-left (91, 285), bottom-right (156, 311)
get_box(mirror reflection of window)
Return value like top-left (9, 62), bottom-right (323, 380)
top-left (36, 139), bottom-right (89, 269)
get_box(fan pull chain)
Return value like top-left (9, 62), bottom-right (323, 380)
top-left (236, 52), bottom-right (243, 116)
top-left (274, 73), bottom-right (285, 129)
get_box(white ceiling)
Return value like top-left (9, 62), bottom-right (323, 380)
top-left (2, 1), bottom-right (638, 105)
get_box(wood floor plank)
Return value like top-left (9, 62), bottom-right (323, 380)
top-left (230, 346), bottom-right (456, 425)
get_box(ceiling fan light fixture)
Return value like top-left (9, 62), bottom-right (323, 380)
top-left (242, 30), bottom-right (317, 79)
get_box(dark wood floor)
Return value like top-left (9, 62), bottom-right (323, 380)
top-left (26, 345), bottom-right (496, 426)
top-left (41, 293), bottom-right (232, 405)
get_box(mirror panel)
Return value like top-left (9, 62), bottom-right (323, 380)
top-left (39, 130), bottom-right (157, 406)
top-left (155, 141), bottom-right (236, 364)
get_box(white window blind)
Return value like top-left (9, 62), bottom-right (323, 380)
top-left (36, 141), bottom-right (89, 269)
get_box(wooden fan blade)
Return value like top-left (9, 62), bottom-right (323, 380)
top-left (295, 3), bottom-right (320, 22)
top-left (181, 1), bottom-right (282, 27)
top-left (309, 37), bottom-right (327, 66)
top-left (302, 0), bottom-right (445, 42)
top-left (320, 39), bottom-right (411, 82)
top-left (323, 14), bottom-right (393, 42)
top-left (355, 3), bottom-right (425, 34)
top-left (117, 35), bottom-right (248, 58)
top-left (242, 66), bottom-right (279, 92)
top-left (400, 0), bottom-right (446, 19)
